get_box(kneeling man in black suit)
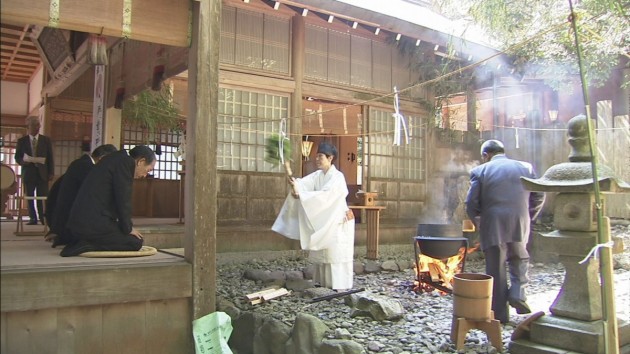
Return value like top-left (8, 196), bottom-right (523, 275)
top-left (60, 145), bottom-right (156, 257)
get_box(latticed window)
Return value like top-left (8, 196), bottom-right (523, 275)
top-left (365, 108), bottom-right (424, 180)
top-left (305, 24), bottom-right (413, 93)
top-left (122, 125), bottom-right (183, 180)
top-left (218, 88), bottom-right (289, 172)
top-left (53, 140), bottom-right (83, 177)
top-left (220, 5), bottom-right (290, 74)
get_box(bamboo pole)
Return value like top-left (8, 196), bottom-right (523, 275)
top-left (567, 2), bottom-right (619, 353)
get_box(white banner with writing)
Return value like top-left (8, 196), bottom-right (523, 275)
top-left (91, 65), bottom-right (105, 151)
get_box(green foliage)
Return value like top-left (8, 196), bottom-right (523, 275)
top-left (264, 133), bottom-right (292, 166)
top-left (394, 37), bottom-right (474, 127)
top-left (122, 86), bottom-right (182, 142)
top-left (433, 0), bottom-right (630, 90)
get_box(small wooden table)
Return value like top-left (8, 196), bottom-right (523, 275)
top-left (349, 205), bottom-right (385, 260)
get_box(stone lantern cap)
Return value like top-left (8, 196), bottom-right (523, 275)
top-left (521, 162), bottom-right (630, 193)
top-left (521, 114), bottom-right (630, 193)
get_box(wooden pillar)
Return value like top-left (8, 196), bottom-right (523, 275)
top-left (291, 15), bottom-right (305, 175)
top-left (41, 98), bottom-right (53, 136)
top-left (491, 72), bottom-right (500, 141)
top-left (185, 0), bottom-right (220, 319)
top-left (362, 105), bottom-right (370, 188)
top-left (466, 89), bottom-right (477, 145)
top-left (104, 107), bottom-right (122, 148)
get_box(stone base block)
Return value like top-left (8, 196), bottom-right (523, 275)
top-left (509, 339), bottom-right (575, 354)
top-left (510, 315), bottom-right (630, 354)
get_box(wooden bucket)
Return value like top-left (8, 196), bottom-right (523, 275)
top-left (452, 273), bottom-right (493, 320)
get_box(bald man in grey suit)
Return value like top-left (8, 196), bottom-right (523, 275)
top-left (465, 140), bottom-right (545, 324)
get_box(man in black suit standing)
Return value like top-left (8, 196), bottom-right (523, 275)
top-left (46, 144), bottom-right (118, 247)
top-left (60, 145), bottom-right (156, 257)
top-left (15, 116), bottom-right (54, 225)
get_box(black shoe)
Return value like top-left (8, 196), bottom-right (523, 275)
top-left (60, 241), bottom-right (97, 257)
top-left (44, 232), bottom-right (57, 243)
top-left (509, 298), bottom-right (532, 314)
top-left (27, 220), bottom-right (38, 225)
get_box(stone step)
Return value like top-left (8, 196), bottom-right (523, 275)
top-left (509, 338), bottom-right (578, 354)
top-left (530, 316), bottom-right (606, 353)
top-left (137, 224), bottom-right (185, 249)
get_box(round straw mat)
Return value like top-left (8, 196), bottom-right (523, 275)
top-left (79, 246), bottom-right (158, 258)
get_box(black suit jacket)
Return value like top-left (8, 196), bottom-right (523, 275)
top-left (15, 134), bottom-right (54, 183)
top-left (52, 154), bottom-right (94, 238)
top-left (67, 150), bottom-right (134, 241)
top-left (46, 174), bottom-right (64, 227)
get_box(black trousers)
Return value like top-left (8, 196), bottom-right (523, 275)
top-left (24, 179), bottom-right (49, 221)
top-left (483, 242), bottom-right (529, 323)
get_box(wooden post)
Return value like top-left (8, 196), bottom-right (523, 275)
top-left (350, 206), bottom-right (384, 259)
top-left (291, 14), bottom-right (305, 175)
top-left (104, 107), bottom-right (122, 148)
top-left (186, 0), bottom-right (221, 320)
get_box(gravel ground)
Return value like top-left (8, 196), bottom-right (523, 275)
top-left (216, 223), bottom-right (630, 353)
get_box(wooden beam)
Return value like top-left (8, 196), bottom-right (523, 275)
top-left (1, 262), bottom-right (192, 312)
top-left (1, 0), bottom-right (192, 47)
top-left (219, 70), bottom-right (295, 94)
top-left (185, 0), bottom-right (220, 320)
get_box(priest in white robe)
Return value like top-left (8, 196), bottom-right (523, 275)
top-left (272, 142), bottom-right (355, 290)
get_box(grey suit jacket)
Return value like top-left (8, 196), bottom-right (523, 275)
top-left (465, 155), bottom-right (545, 251)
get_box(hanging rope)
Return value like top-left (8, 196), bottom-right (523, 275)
top-left (392, 87), bottom-right (409, 146)
top-left (278, 118), bottom-right (288, 165)
top-left (578, 241), bottom-right (615, 265)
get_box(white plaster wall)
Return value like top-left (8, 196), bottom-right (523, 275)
top-left (0, 81), bottom-right (28, 116)
top-left (28, 67), bottom-right (44, 114)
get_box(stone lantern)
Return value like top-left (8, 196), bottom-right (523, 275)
top-left (510, 115), bottom-right (630, 354)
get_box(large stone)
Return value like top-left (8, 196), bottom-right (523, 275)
top-left (217, 297), bottom-right (241, 320)
top-left (229, 312), bottom-right (266, 354)
top-left (353, 261), bottom-right (365, 275)
top-left (317, 339), bottom-right (365, 354)
top-left (349, 294), bottom-right (405, 321)
top-left (244, 269), bottom-right (272, 282)
top-left (364, 260), bottom-right (381, 273)
top-left (286, 279), bottom-right (316, 292)
top-left (286, 270), bottom-right (305, 280)
top-left (266, 270), bottom-right (288, 286)
top-left (381, 260), bottom-right (399, 271)
top-left (253, 318), bottom-right (291, 354)
top-left (285, 313), bottom-right (330, 354)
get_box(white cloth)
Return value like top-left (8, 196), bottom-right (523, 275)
top-left (272, 165), bottom-right (355, 289)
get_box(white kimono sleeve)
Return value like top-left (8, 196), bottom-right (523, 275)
top-left (271, 168), bottom-right (349, 251)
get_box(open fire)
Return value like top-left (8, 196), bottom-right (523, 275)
top-left (414, 249), bottom-right (465, 294)
top-left (413, 222), bottom-right (480, 294)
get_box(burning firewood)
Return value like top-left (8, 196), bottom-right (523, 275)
top-left (245, 287), bottom-right (290, 305)
top-left (428, 263), bottom-right (441, 283)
